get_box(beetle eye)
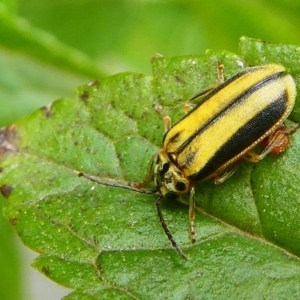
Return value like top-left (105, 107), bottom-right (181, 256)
top-left (162, 162), bottom-right (169, 173)
top-left (175, 181), bottom-right (186, 192)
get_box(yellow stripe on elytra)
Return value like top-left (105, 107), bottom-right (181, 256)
top-left (178, 76), bottom-right (289, 177)
top-left (164, 64), bottom-right (285, 153)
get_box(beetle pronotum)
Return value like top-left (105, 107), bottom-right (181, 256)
top-left (78, 64), bottom-right (298, 259)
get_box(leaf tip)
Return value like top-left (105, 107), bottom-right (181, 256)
top-left (41, 103), bottom-right (53, 118)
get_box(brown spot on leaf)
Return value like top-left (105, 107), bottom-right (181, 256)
top-left (42, 103), bottom-right (52, 118)
top-left (174, 75), bottom-right (185, 84)
top-left (151, 54), bottom-right (163, 63)
top-left (9, 217), bottom-right (18, 226)
top-left (0, 184), bottom-right (13, 198)
top-left (80, 90), bottom-right (90, 102)
top-left (41, 266), bottom-right (51, 276)
top-left (0, 125), bottom-right (18, 156)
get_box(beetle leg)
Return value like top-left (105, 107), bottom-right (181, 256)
top-left (217, 61), bottom-right (225, 84)
top-left (212, 164), bottom-right (239, 184)
top-left (184, 61), bottom-right (225, 113)
top-left (262, 124), bottom-right (299, 156)
top-left (245, 124), bottom-right (299, 162)
top-left (183, 87), bottom-right (214, 113)
top-left (133, 154), bottom-right (156, 189)
top-left (153, 104), bottom-right (172, 132)
top-left (189, 186), bottom-right (197, 242)
top-left (183, 101), bottom-right (195, 114)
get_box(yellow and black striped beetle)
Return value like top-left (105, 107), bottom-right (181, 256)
top-left (78, 64), bottom-right (298, 259)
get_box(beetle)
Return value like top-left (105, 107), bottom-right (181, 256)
top-left (78, 63), bottom-right (298, 259)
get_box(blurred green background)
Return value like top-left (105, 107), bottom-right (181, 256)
top-left (0, 0), bottom-right (300, 299)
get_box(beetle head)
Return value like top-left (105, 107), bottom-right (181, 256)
top-left (154, 149), bottom-right (190, 197)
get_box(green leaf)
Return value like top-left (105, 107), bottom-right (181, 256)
top-left (17, 0), bottom-right (300, 73)
top-left (0, 3), bottom-right (104, 78)
top-left (0, 194), bottom-right (21, 300)
top-left (1, 37), bottom-right (300, 299)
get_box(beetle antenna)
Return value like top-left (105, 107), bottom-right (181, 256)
top-left (155, 196), bottom-right (188, 260)
top-left (77, 171), bottom-right (187, 259)
top-left (76, 171), bottom-right (158, 194)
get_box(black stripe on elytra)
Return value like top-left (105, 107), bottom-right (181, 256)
top-left (162, 67), bottom-right (259, 144)
top-left (167, 66), bottom-right (266, 135)
top-left (191, 66), bottom-right (265, 105)
top-left (174, 72), bottom-right (285, 156)
top-left (190, 92), bottom-right (288, 181)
